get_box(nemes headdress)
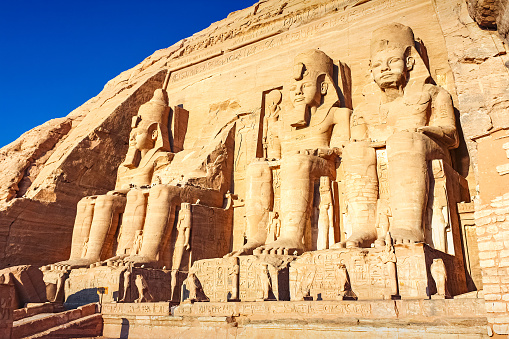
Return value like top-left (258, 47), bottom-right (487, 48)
top-left (369, 23), bottom-right (431, 91)
top-left (293, 49), bottom-right (334, 81)
top-left (133, 88), bottom-right (171, 152)
top-left (370, 23), bottom-right (415, 56)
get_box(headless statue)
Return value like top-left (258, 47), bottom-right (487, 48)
top-left (228, 49), bottom-right (351, 256)
top-left (341, 23), bottom-right (458, 248)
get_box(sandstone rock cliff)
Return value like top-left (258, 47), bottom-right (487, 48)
top-left (467, 0), bottom-right (508, 44)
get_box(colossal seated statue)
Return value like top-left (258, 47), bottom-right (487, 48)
top-left (49, 76), bottom-right (232, 270)
top-left (48, 87), bottom-right (173, 269)
top-left (340, 23), bottom-right (460, 248)
top-left (228, 49), bottom-right (351, 256)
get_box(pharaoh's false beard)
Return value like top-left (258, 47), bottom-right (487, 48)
top-left (289, 104), bottom-right (309, 128)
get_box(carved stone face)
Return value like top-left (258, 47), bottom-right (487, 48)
top-left (289, 76), bottom-right (322, 108)
top-left (371, 47), bottom-right (411, 89)
top-left (130, 125), bottom-right (156, 152)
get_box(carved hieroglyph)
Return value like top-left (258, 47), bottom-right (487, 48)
top-left (342, 23), bottom-right (460, 248)
top-left (190, 255), bottom-right (295, 302)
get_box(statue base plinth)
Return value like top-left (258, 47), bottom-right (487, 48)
top-left (290, 243), bottom-right (467, 300)
top-left (43, 266), bottom-right (172, 308)
top-left (188, 243), bottom-right (467, 303)
top-left (188, 255), bottom-right (296, 302)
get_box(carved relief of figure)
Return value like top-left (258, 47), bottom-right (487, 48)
top-left (81, 238), bottom-right (89, 258)
top-left (132, 231), bottom-right (143, 255)
top-left (317, 176), bottom-right (334, 250)
top-left (430, 258), bottom-right (449, 298)
top-left (134, 274), bottom-right (153, 303)
top-left (266, 212), bottom-right (281, 243)
top-left (381, 232), bottom-right (398, 299)
top-left (263, 90), bottom-right (283, 160)
top-left (230, 49), bottom-right (351, 257)
top-left (258, 264), bottom-right (272, 300)
top-left (293, 265), bottom-right (316, 301)
top-left (171, 203), bottom-right (192, 298)
top-left (228, 263), bottom-right (240, 300)
top-left (184, 272), bottom-right (202, 303)
top-left (430, 182), bottom-right (450, 253)
top-left (120, 269), bottom-right (131, 302)
top-left (335, 262), bottom-right (351, 300)
top-left (342, 23), bottom-right (459, 248)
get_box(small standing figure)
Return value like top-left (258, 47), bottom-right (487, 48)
top-left (228, 264), bottom-right (240, 301)
top-left (266, 212), bottom-right (281, 243)
top-left (134, 274), bottom-right (153, 303)
top-left (317, 176), bottom-right (334, 250)
top-left (120, 269), bottom-right (131, 302)
top-left (81, 238), bottom-right (89, 258)
top-left (258, 264), bottom-right (272, 301)
top-left (184, 272), bottom-right (201, 303)
top-left (292, 265), bottom-right (315, 301)
top-left (171, 203), bottom-right (192, 299)
top-left (133, 230), bottom-right (143, 255)
top-left (381, 232), bottom-right (399, 299)
top-left (335, 263), bottom-right (351, 300)
top-left (430, 258), bottom-right (450, 299)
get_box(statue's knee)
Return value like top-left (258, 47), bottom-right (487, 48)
top-left (282, 155), bottom-right (311, 174)
top-left (126, 189), bottom-right (145, 203)
top-left (342, 143), bottom-right (375, 173)
top-left (95, 195), bottom-right (124, 210)
top-left (77, 196), bottom-right (94, 209)
top-left (387, 132), bottom-right (425, 158)
top-left (149, 185), bottom-right (176, 201)
top-left (247, 161), bottom-right (271, 179)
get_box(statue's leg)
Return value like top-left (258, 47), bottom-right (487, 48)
top-left (68, 196), bottom-right (96, 260)
top-left (115, 189), bottom-right (148, 256)
top-left (387, 131), bottom-right (436, 244)
top-left (137, 185), bottom-right (176, 265)
top-left (84, 195), bottom-right (127, 263)
top-left (257, 154), bottom-right (333, 255)
top-left (227, 160), bottom-right (272, 256)
top-left (342, 142), bottom-right (378, 248)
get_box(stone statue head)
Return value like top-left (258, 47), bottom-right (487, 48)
top-left (370, 23), bottom-right (417, 90)
top-left (288, 49), bottom-right (339, 127)
top-left (122, 89), bottom-right (171, 168)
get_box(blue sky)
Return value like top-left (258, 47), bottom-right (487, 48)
top-left (0, 1), bottom-right (252, 147)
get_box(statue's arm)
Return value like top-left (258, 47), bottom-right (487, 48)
top-left (349, 110), bottom-right (368, 142)
top-left (330, 107), bottom-right (352, 148)
top-left (418, 88), bottom-right (459, 149)
top-left (184, 227), bottom-right (191, 250)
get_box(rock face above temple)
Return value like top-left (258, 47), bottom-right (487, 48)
top-left (467, 0), bottom-right (508, 44)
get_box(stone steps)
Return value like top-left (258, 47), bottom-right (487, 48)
top-left (12, 303), bottom-right (100, 339)
top-left (23, 314), bottom-right (103, 339)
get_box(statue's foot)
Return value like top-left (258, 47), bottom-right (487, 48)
top-left (254, 238), bottom-right (303, 256)
top-left (390, 228), bottom-right (424, 244)
top-left (224, 240), bottom-right (264, 257)
top-left (344, 230), bottom-right (377, 248)
top-left (330, 242), bottom-right (346, 249)
top-left (122, 255), bottom-right (160, 268)
top-left (102, 255), bottom-right (132, 268)
top-left (45, 258), bottom-right (96, 270)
